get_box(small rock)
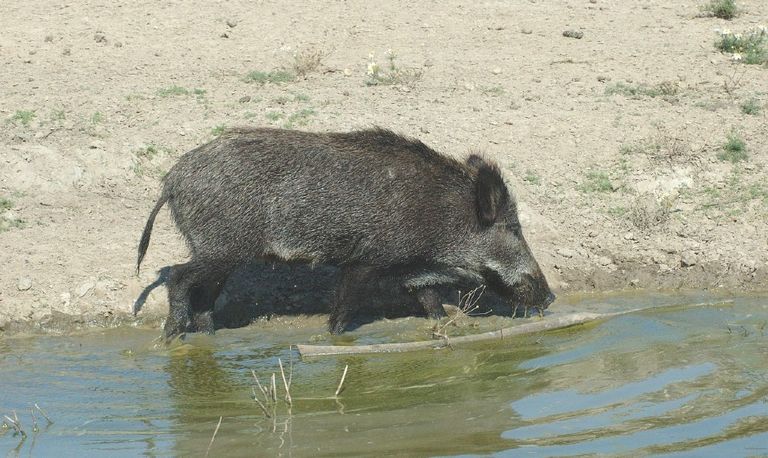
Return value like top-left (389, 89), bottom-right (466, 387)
top-left (492, 67), bottom-right (502, 75)
top-left (521, 28), bottom-right (533, 35)
top-left (681, 250), bottom-right (697, 267)
top-left (597, 75), bottom-right (610, 82)
top-left (597, 256), bottom-right (612, 266)
top-left (562, 30), bottom-right (584, 39)
top-left (77, 282), bottom-right (95, 298)
top-left (399, 85), bottom-right (411, 93)
top-left (629, 278), bottom-right (640, 287)
top-left (94, 31), bottom-right (107, 44)
top-left (557, 248), bottom-right (576, 258)
top-left (62, 48), bottom-right (71, 56)
top-left (220, 32), bottom-right (229, 38)
top-left (238, 95), bottom-right (251, 103)
top-left (17, 277), bottom-right (32, 291)
top-left (342, 68), bottom-right (352, 77)
top-left (114, 41), bottom-right (123, 48)
top-left (44, 34), bottom-right (54, 43)
top-left (226, 19), bottom-right (238, 28)
top-left (624, 232), bottom-right (634, 241)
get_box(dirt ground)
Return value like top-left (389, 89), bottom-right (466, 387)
top-left (1, 0), bottom-right (766, 334)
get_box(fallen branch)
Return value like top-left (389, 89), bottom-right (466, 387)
top-left (297, 301), bottom-right (730, 357)
top-left (299, 312), bottom-right (613, 356)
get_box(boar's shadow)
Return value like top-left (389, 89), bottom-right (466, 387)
top-left (134, 262), bottom-right (514, 332)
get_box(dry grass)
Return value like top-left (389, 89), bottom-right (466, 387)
top-left (629, 194), bottom-right (672, 231)
top-left (291, 48), bottom-right (329, 77)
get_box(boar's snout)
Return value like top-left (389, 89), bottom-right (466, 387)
top-left (518, 270), bottom-right (555, 309)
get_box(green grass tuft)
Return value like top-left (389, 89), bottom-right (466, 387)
top-left (211, 124), bottom-right (227, 137)
top-left (523, 170), bottom-right (541, 185)
top-left (702, 0), bottom-right (738, 19)
top-left (580, 171), bottom-right (616, 193)
top-left (740, 98), bottom-right (761, 115)
top-left (10, 110), bottom-right (36, 126)
top-left (244, 70), bottom-right (296, 84)
top-left (715, 28), bottom-right (768, 65)
top-left (717, 131), bottom-right (748, 162)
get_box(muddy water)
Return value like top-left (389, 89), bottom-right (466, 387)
top-left (1, 292), bottom-right (766, 457)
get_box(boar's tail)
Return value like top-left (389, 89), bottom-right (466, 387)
top-left (137, 193), bottom-right (169, 275)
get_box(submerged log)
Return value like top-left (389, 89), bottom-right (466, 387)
top-left (297, 311), bottom-right (624, 357)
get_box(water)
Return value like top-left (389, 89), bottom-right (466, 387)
top-left (1, 292), bottom-right (766, 457)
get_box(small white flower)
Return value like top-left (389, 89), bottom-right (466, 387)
top-left (367, 62), bottom-right (380, 76)
top-left (732, 53), bottom-right (743, 61)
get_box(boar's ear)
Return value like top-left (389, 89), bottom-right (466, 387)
top-left (466, 154), bottom-right (486, 171)
top-left (475, 162), bottom-right (509, 227)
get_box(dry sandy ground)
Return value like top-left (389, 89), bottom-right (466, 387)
top-left (1, 0), bottom-right (766, 333)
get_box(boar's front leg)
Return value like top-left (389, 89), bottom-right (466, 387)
top-left (416, 288), bottom-right (447, 320)
top-left (329, 265), bottom-right (377, 334)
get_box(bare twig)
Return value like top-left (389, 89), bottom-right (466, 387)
top-left (288, 345), bottom-right (294, 389)
top-left (205, 416), bottom-right (223, 457)
top-left (252, 370), bottom-right (270, 405)
top-left (252, 387), bottom-right (272, 418)
top-left (335, 364), bottom-right (349, 397)
top-left (271, 373), bottom-right (277, 403)
top-left (278, 358), bottom-right (292, 406)
top-left (30, 408), bottom-right (38, 433)
top-left (3, 413), bottom-right (26, 439)
top-left (434, 285), bottom-right (486, 339)
top-left (34, 403), bottom-right (53, 425)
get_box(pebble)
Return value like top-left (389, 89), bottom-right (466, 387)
top-left (562, 30), bottom-right (584, 39)
top-left (17, 277), bottom-right (32, 291)
top-left (238, 95), bottom-right (251, 103)
top-left (94, 31), bottom-right (107, 44)
top-left (492, 67), bottom-right (502, 75)
top-left (681, 250), bottom-right (697, 267)
top-left (226, 19), bottom-right (238, 28)
top-left (77, 282), bottom-right (95, 298)
top-left (557, 248), bottom-right (576, 258)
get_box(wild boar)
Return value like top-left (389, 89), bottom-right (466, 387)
top-left (136, 128), bottom-right (555, 339)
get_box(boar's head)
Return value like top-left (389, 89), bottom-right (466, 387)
top-left (467, 155), bottom-right (555, 314)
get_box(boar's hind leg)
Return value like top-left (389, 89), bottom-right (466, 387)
top-left (329, 265), bottom-right (376, 334)
top-left (165, 260), bottom-right (231, 339)
top-left (416, 288), bottom-right (447, 320)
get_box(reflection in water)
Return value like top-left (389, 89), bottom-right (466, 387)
top-left (0, 293), bottom-right (766, 456)
top-left (509, 363), bottom-right (715, 420)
